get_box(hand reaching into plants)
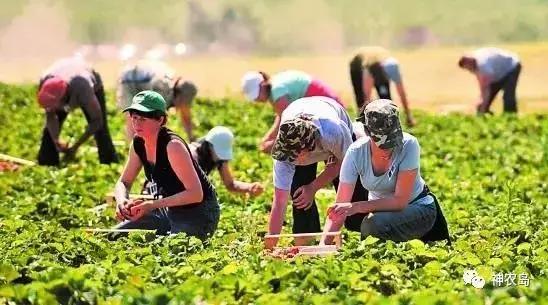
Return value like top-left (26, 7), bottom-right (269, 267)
top-left (63, 146), bottom-right (78, 162)
top-left (476, 101), bottom-right (493, 115)
top-left (248, 182), bottom-right (264, 196)
top-left (264, 236), bottom-right (279, 250)
top-left (406, 115), bottom-right (416, 127)
top-left (55, 140), bottom-right (70, 153)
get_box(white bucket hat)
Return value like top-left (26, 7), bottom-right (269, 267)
top-left (241, 71), bottom-right (264, 101)
top-left (205, 126), bottom-right (234, 160)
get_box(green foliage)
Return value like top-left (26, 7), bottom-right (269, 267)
top-left (0, 83), bottom-right (547, 304)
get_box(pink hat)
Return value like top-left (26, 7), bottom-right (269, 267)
top-left (37, 77), bottom-right (68, 109)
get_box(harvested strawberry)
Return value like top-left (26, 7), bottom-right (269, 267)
top-left (0, 161), bottom-right (19, 172)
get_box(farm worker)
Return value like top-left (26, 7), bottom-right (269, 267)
top-left (264, 96), bottom-right (368, 249)
top-left (349, 46), bottom-right (415, 126)
top-left (241, 70), bottom-right (346, 154)
top-left (113, 91), bottom-right (220, 240)
top-left (117, 60), bottom-right (197, 141)
top-left (458, 47), bottom-right (521, 114)
top-left (321, 99), bottom-right (450, 245)
top-left (188, 126), bottom-right (264, 196)
top-left (37, 56), bottom-right (118, 166)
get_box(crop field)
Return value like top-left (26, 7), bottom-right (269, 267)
top-left (0, 81), bottom-right (547, 304)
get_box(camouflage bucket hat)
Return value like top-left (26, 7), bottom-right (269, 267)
top-left (357, 99), bottom-right (403, 149)
top-left (271, 114), bottom-right (319, 162)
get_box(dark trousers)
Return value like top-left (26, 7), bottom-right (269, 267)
top-left (290, 163), bottom-right (369, 233)
top-left (114, 197), bottom-right (220, 241)
top-left (485, 63), bottom-right (521, 113)
top-left (344, 185), bottom-right (451, 244)
top-left (37, 71), bottom-right (118, 165)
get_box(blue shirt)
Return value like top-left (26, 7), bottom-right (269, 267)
top-left (362, 57), bottom-right (402, 84)
top-left (339, 133), bottom-right (432, 205)
top-left (381, 57), bottom-right (402, 84)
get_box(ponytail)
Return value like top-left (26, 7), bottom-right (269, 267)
top-left (350, 54), bottom-right (365, 109)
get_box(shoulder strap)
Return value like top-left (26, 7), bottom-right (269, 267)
top-left (133, 137), bottom-right (153, 181)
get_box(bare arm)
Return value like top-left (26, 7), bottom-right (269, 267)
top-left (265, 187), bottom-right (290, 249)
top-left (294, 123), bottom-right (353, 208)
top-left (262, 97), bottom-right (289, 142)
top-left (321, 180), bottom-right (355, 244)
top-left (152, 140), bottom-right (204, 208)
top-left (476, 73), bottom-right (492, 112)
top-left (45, 112), bottom-right (63, 150)
top-left (178, 104), bottom-right (195, 141)
top-left (395, 82), bottom-right (410, 112)
top-left (362, 74), bottom-right (374, 104)
top-left (310, 159), bottom-right (341, 193)
top-left (395, 82), bottom-right (415, 126)
top-left (114, 143), bottom-right (142, 220)
top-left (309, 125), bottom-right (352, 195)
top-left (218, 162), bottom-right (264, 196)
top-left (73, 95), bottom-right (103, 151)
top-left (262, 114), bottom-right (281, 143)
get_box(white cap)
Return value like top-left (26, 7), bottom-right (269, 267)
top-left (205, 126), bottom-right (234, 160)
top-left (241, 71), bottom-right (264, 101)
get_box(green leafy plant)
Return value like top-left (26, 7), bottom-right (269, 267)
top-left (0, 83), bottom-right (546, 304)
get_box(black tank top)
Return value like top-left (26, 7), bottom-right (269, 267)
top-left (133, 128), bottom-right (215, 210)
top-left (192, 139), bottom-right (225, 175)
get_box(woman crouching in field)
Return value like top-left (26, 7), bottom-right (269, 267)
top-left (189, 126), bottom-right (264, 196)
top-left (241, 70), bottom-right (346, 153)
top-left (321, 99), bottom-right (450, 245)
top-left (113, 90), bottom-right (220, 240)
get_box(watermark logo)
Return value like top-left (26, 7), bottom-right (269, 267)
top-left (463, 269), bottom-right (485, 288)
top-left (492, 272), bottom-right (530, 287)
top-left (463, 269), bottom-right (531, 289)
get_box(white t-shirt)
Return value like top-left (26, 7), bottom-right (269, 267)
top-left (273, 97), bottom-right (353, 190)
top-left (473, 48), bottom-right (519, 82)
top-left (42, 56), bottom-right (95, 88)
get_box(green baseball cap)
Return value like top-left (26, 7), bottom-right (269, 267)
top-left (123, 90), bottom-right (167, 115)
